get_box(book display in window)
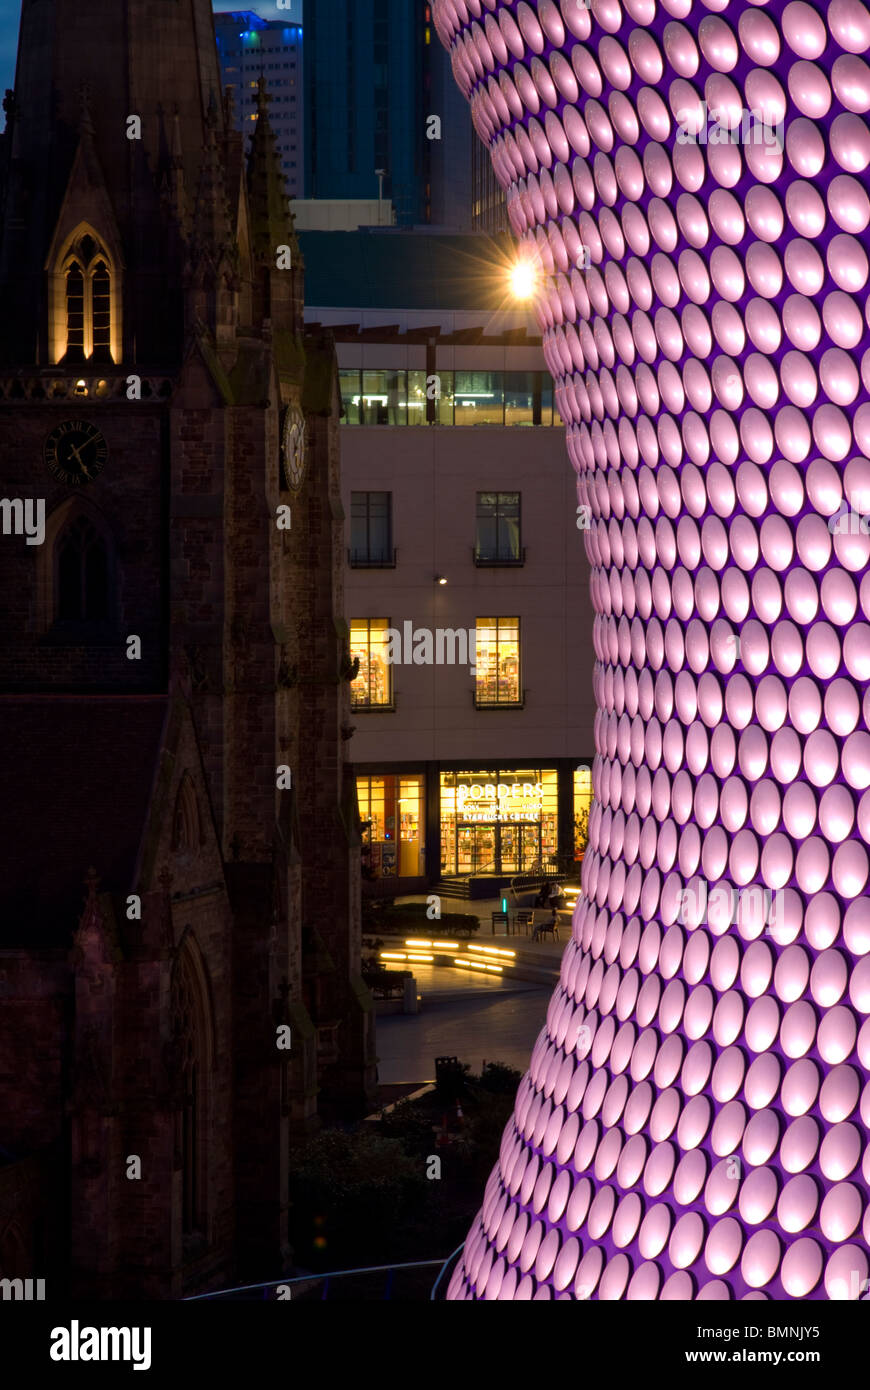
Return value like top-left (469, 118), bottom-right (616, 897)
top-left (350, 620), bottom-right (391, 707)
top-left (475, 620), bottom-right (520, 705)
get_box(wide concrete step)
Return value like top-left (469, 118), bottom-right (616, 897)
top-left (376, 933), bottom-right (562, 988)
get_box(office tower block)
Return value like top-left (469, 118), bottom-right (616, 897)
top-left (215, 7), bottom-right (304, 197)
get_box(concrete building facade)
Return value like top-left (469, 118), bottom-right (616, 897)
top-left (301, 229), bottom-right (596, 894)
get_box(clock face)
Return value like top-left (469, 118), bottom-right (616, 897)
top-left (281, 406), bottom-right (306, 492)
top-left (45, 420), bottom-right (108, 486)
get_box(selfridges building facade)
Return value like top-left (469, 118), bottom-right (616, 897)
top-left (433, 0), bottom-right (870, 1301)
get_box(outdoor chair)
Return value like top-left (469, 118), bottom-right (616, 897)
top-left (532, 912), bottom-right (559, 943)
top-left (514, 910), bottom-right (533, 936)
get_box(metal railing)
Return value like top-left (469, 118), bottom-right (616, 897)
top-left (183, 1246), bottom-right (465, 1302)
top-left (472, 546), bottom-right (526, 567)
top-left (347, 548), bottom-right (397, 568)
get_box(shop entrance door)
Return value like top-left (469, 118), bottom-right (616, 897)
top-left (495, 823), bottom-right (542, 874)
top-left (519, 823), bottom-right (541, 871)
top-left (457, 824), bottom-right (496, 875)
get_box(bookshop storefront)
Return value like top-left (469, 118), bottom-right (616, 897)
top-left (439, 769), bottom-right (557, 876)
top-left (356, 763), bottom-right (592, 884)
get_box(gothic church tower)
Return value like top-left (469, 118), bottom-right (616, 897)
top-left (0, 0), bottom-right (375, 1298)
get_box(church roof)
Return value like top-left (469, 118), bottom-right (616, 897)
top-left (0, 696), bottom-right (169, 946)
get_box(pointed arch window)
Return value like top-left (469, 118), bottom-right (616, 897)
top-left (91, 261), bottom-right (112, 359)
top-left (171, 943), bottom-right (213, 1240)
top-left (65, 263), bottom-right (85, 362)
top-left (172, 775), bottom-right (201, 853)
top-left (55, 516), bottom-right (109, 622)
top-left (58, 234), bottom-right (115, 365)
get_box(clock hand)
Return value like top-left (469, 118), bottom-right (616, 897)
top-left (68, 440), bottom-right (91, 478)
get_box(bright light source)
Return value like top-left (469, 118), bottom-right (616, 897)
top-left (509, 258), bottom-right (538, 300)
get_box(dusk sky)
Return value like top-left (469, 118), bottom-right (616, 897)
top-left (0, 6), bottom-right (16, 100)
top-left (0, 3), bottom-right (278, 115)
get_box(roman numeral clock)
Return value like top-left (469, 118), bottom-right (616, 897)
top-left (45, 420), bottom-right (108, 486)
top-left (281, 404), bottom-right (306, 493)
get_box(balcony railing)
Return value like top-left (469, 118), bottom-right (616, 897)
top-left (473, 691), bottom-right (525, 710)
top-left (472, 546), bottom-right (526, 567)
top-left (348, 549), bottom-right (397, 569)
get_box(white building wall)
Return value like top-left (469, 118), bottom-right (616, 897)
top-left (342, 424), bottom-right (596, 765)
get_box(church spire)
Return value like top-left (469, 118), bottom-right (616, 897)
top-left (78, 80), bottom-right (95, 138)
top-left (0, 0), bottom-right (228, 365)
top-left (246, 77), bottom-right (300, 268)
top-left (164, 107), bottom-right (189, 240)
top-left (192, 91), bottom-right (233, 261)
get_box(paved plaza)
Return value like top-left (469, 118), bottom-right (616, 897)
top-left (374, 972), bottom-right (551, 1084)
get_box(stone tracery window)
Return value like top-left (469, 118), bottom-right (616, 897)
top-left (57, 232), bottom-right (115, 365)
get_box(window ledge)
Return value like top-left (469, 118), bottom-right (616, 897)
top-left (473, 694), bottom-right (525, 711)
top-left (351, 703), bottom-right (396, 713)
top-left (473, 551), bottom-right (526, 568)
top-left (348, 549), bottom-right (397, 569)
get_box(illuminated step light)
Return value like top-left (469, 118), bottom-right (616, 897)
top-left (467, 945), bottom-right (515, 959)
top-left (405, 938), bottom-right (460, 949)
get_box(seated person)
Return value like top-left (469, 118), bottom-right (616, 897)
top-left (533, 906), bottom-right (558, 941)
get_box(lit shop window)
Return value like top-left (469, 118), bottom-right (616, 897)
top-left (349, 618), bottom-right (393, 708)
top-left (475, 619), bottom-right (521, 707)
top-left (358, 774), bottom-right (424, 878)
top-left (573, 765), bottom-right (593, 862)
top-left (504, 371), bottom-right (536, 426)
top-left (453, 372), bottom-right (504, 426)
top-left (337, 370), bottom-right (558, 425)
top-left (435, 371), bottom-right (455, 426)
top-left (338, 369), bottom-right (427, 425)
top-left (439, 769), bottom-right (558, 875)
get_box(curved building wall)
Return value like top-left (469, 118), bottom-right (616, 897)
top-left (432, 0), bottom-right (870, 1301)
